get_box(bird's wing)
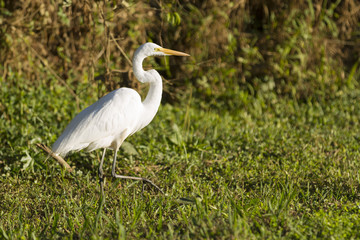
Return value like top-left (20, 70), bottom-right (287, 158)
top-left (52, 88), bottom-right (143, 156)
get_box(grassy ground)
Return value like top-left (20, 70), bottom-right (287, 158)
top-left (1, 75), bottom-right (360, 239)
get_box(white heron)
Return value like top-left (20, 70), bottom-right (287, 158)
top-left (51, 42), bottom-right (189, 194)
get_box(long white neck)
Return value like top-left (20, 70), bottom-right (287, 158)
top-left (133, 53), bottom-right (163, 127)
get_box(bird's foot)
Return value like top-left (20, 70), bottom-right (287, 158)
top-left (141, 178), bottom-right (164, 195)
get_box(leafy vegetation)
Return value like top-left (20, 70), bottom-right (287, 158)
top-left (1, 0), bottom-right (360, 239)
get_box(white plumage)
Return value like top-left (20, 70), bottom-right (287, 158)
top-left (52, 88), bottom-right (143, 155)
top-left (51, 42), bottom-right (189, 194)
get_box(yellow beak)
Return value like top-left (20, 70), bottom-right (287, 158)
top-left (157, 48), bottom-right (190, 56)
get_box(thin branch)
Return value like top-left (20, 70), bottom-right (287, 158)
top-left (36, 143), bottom-right (73, 173)
top-left (110, 32), bottom-right (133, 66)
top-left (14, 28), bottom-right (80, 110)
top-left (26, 43), bottom-right (80, 109)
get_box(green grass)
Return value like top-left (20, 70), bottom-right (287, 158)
top-left (1, 75), bottom-right (360, 239)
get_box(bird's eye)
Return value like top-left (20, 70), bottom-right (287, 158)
top-left (154, 48), bottom-right (161, 52)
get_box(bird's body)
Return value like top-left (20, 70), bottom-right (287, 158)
top-left (52, 87), bottom-right (145, 155)
top-left (51, 42), bottom-right (189, 194)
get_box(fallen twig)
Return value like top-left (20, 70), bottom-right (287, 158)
top-left (36, 143), bottom-right (73, 172)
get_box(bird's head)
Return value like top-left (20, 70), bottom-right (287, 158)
top-left (136, 42), bottom-right (190, 57)
top-left (132, 42), bottom-right (189, 83)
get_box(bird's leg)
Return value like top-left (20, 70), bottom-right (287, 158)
top-left (111, 149), bottom-right (164, 194)
top-left (99, 148), bottom-right (107, 196)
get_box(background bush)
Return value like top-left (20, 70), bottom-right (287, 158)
top-left (1, 0), bottom-right (359, 101)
